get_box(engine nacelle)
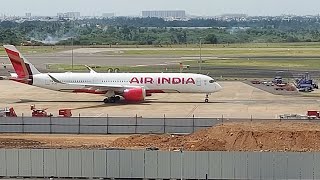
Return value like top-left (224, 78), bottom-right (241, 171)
top-left (123, 88), bottom-right (146, 102)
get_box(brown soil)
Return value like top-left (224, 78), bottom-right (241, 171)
top-left (0, 134), bottom-right (127, 149)
top-left (110, 121), bottom-right (320, 152)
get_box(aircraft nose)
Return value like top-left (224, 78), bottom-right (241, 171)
top-left (215, 82), bottom-right (222, 91)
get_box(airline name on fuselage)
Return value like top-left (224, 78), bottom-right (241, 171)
top-left (130, 77), bottom-right (196, 84)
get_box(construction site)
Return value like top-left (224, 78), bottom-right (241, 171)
top-left (0, 121), bottom-right (319, 153)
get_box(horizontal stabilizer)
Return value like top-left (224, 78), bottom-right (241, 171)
top-left (48, 74), bottom-right (65, 84)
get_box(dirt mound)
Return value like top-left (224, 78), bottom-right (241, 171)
top-left (110, 121), bottom-right (320, 152)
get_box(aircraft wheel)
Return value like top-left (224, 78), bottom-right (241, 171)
top-left (103, 98), bottom-right (109, 104)
top-left (115, 96), bottom-right (121, 101)
top-left (205, 94), bottom-right (209, 103)
top-left (109, 97), bottom-right (116, 103)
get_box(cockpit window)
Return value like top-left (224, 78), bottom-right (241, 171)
top-left (209, 80), bottom-right (215, 83)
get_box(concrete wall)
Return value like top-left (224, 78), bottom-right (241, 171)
top-left (0, 116), bottom-right (221, 134)
top-left (0, 149), bottom-right (318, 179)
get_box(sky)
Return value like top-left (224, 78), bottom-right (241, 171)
top-left (0, 0), bottom-right (320, 17)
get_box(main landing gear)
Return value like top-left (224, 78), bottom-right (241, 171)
top-left (205, 94), bottom-right (209, 103)
top-left (104, 96), bottom-right (121, 104)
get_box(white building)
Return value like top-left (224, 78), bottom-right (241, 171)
top-left (57, 12), bottom-right (80, 19)
top-left (142, 10), bottom-right (186, 19)
top-left (102, 13), bottom-right (115, 18)
top-left (25, 13), bottom-right (32, 18)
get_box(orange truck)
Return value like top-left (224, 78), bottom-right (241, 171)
top-left (31, 105), bottom-right (52, 117)
top-left (59, 109), bottom-right (72, 117)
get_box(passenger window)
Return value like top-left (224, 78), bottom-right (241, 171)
top-left (209, 80), bottom-right (215, 83)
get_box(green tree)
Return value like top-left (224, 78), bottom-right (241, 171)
top-left (205, 33), bottom-right (218, 44)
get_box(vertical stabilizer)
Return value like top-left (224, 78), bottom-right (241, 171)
top-left (3, 45), bottom-right (40, 78)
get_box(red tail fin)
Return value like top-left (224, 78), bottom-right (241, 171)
top-left (4, 45), bottom-right (41, 85)
top-left (4, 45), bottom-right (40, 78)
top-left (4, 47), bottom-right (28, 78)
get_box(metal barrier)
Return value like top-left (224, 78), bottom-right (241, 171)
top-left (0, 116), bottom-right (223, 134)
top-left (0, 149), bottom-right (317, 179)
top-left (0, 116), bottom-right (317, 134)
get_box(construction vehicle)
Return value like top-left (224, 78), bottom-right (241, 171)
top-left (31, 105), bottom-right (52, 117)
top-left (0, 107), bottom-right (17, 117)
top-left (307, 111), bottom-right (320, 119)
top-left (295, 72), bottom-right (318, 92)
top-left (59, 109), bottom-right (72, 117)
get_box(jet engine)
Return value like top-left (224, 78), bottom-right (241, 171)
top-left (123, 87), bottom-right (146, 102)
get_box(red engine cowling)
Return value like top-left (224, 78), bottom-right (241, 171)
top-left (123, 88), bottom-right (146, 102)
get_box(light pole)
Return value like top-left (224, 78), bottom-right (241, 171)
top-left (71, 37), bottom-right (74, 71)
top-left (71, 19), bottom-right (75, 71)
top-left (199, 38), bottom-right (202, 74)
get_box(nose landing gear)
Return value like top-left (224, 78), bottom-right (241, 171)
top-left (205, 94), bottom-right (209, 103)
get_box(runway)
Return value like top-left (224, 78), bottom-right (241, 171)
top-left (0, 55), bottom-right (183, 69)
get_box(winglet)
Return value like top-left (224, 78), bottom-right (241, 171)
top-left (48, 74), bottom-right (65, 84)
top-left (85, 65), bottom-right (97, 73)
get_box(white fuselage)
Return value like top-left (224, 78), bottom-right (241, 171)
top-left (32, 73), bottom-right (222, 94)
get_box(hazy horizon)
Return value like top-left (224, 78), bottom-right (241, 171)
top-left (0, 0), bottom-right (320, 17)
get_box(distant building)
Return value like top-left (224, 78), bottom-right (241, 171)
top-left (57, 13), bottom-right (64, 18)
top-left (25, 13), bottom-right (31, 18)
top-left (102, 13), bottom-right (115, 18)
top-left (67, 12), bottom-right (80, 19)
top-left (142, 10), bottom-right (186, 19)
top-left (220, 14), bottom-right (248, 18)
top-left (57, 12), bottom-right (80, 19)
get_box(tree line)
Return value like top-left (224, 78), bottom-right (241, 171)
top-left (1, 17), bottom-right (320, 45)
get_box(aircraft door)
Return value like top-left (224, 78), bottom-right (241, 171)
top-left (196, 78), bottom-right (201, 86)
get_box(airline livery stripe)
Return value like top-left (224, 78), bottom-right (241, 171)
top-left (5, 48), bottom-right (29, 78)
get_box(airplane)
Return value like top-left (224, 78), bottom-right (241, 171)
top-left (3, 45), bottom-right (222, 103)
